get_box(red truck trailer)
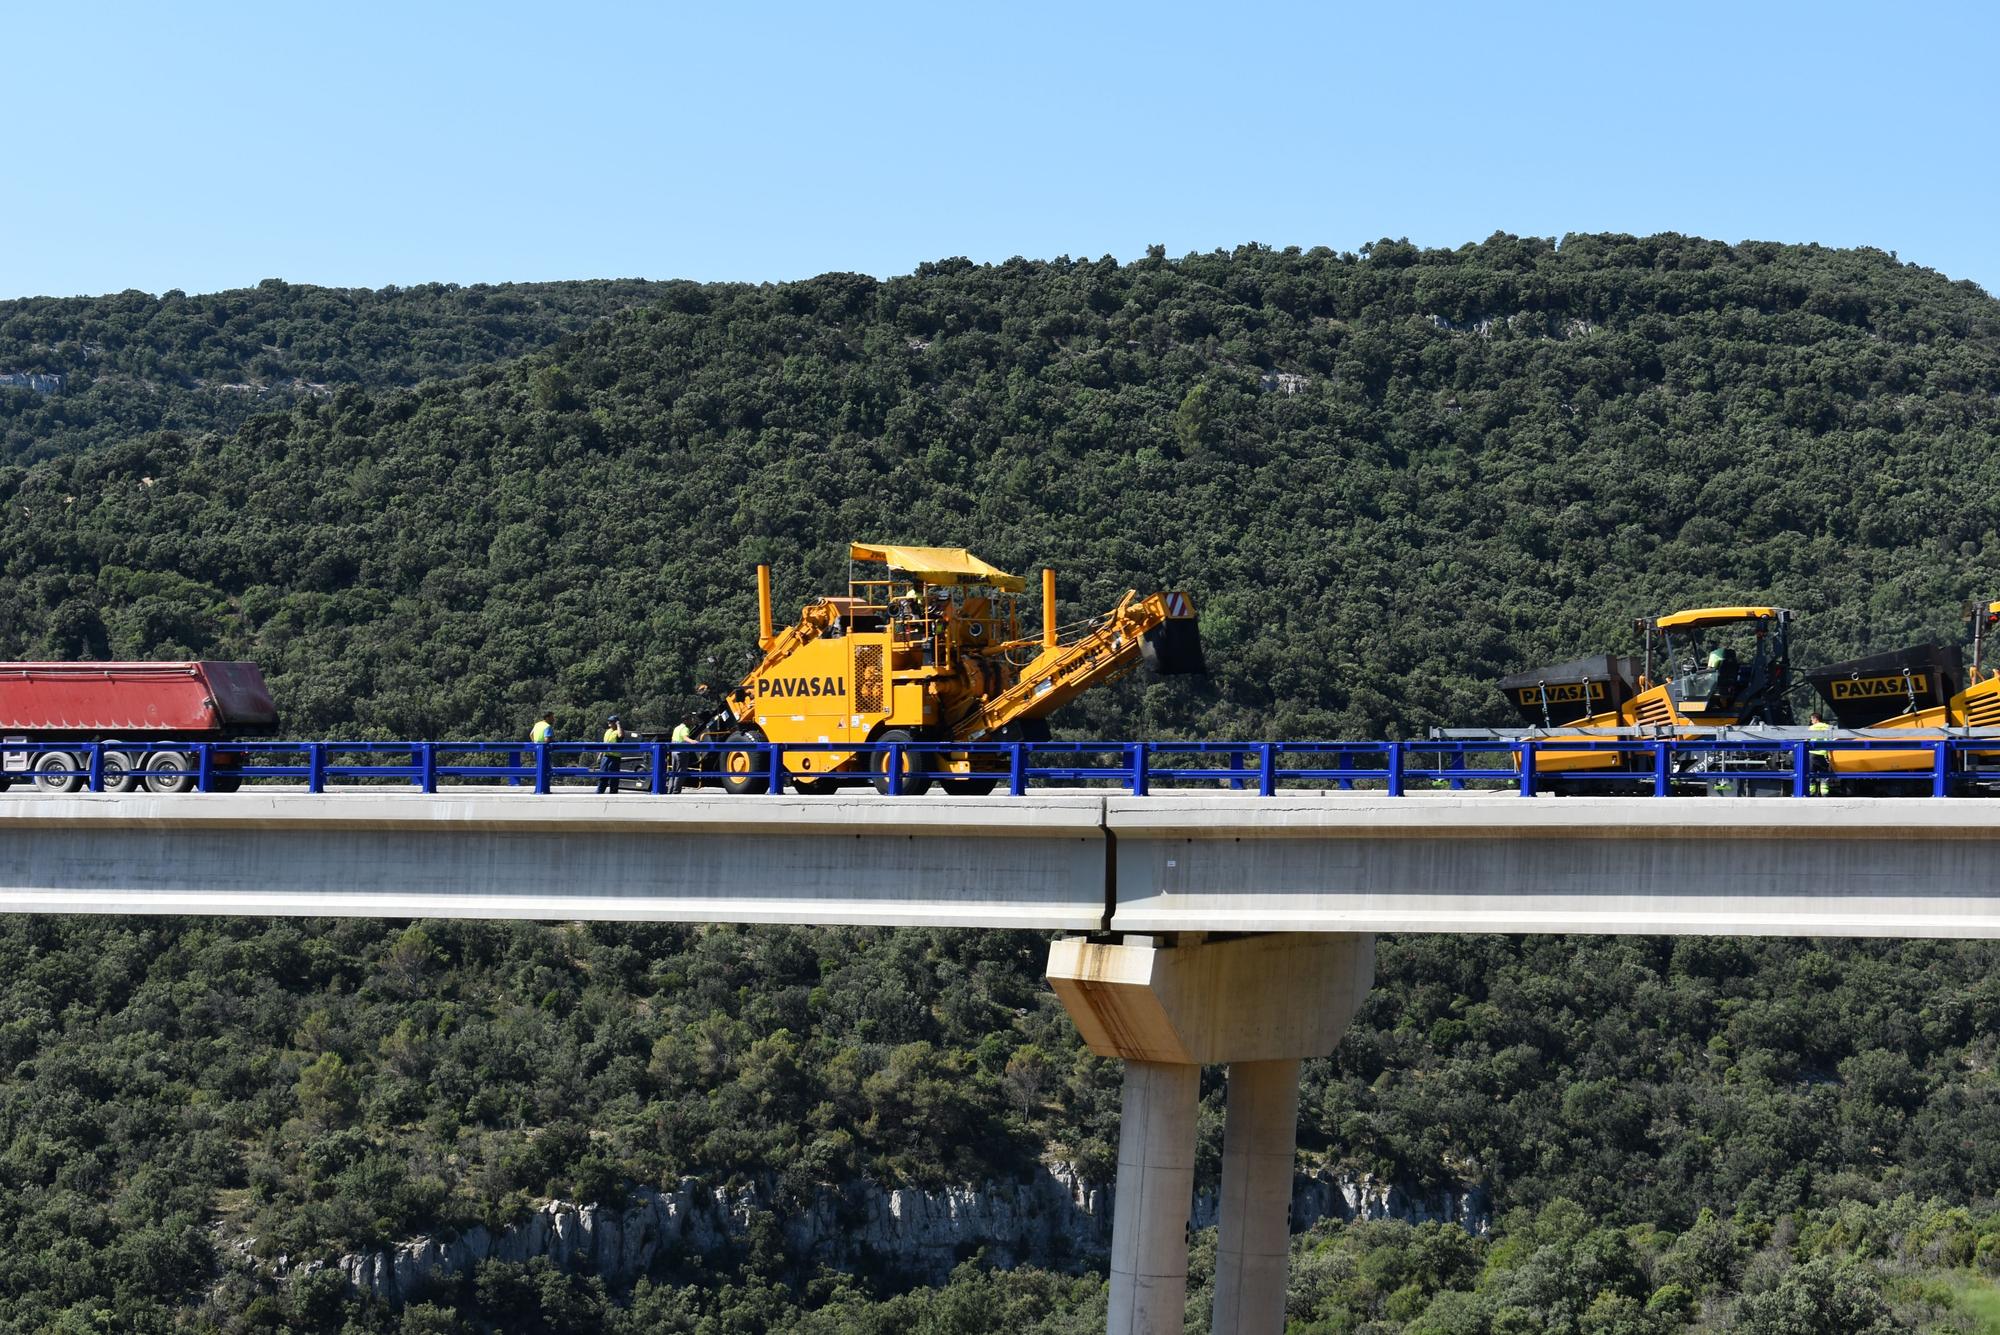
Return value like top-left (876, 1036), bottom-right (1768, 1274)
top-left (0, 661), bottom-right (278, 793)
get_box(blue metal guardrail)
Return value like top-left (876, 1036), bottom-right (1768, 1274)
top-left (1, 737), bottom-right (1997, 797)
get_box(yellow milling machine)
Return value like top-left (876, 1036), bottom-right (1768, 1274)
top-left (715, 543), bottom-right (1204, 795)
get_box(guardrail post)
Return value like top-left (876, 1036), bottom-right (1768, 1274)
top-left (1130, 744), bottom-right (1150, 797)
top-left (1791, 741), bottom-right (1808, 798)
top-left (1009, 743), bottom-right (1027, 797)
top-left (507, 748), bottom-right (522, 786)
top-left (1258, 744), bottom-right (1276, 797)
top-left (418, 743), bottom-right (437, 794)
top-left (1517, 741), bottom-right (1536, 797)
top-left (88, 743), bottom-right (104, 793)
top-left (886, 742), bottom-right (902, 797)
top-left (1228, 750), bottom-right (1246, 791)
top-left (1934, 740), bottom-right (1951, 798)
top-left (197, 744), bottom-right (214, 794)
top-left (534, 743), bottom-right (551, 795)
top-left (766, 743), bottom-right (785, 796)
top-left (649, 743), bottom-right (666, 796)
top-left (1386, 743), bottom-right (1404, 797)
top-left (308, 743), bottom-right (326, 795)
top-left (1653, 741), bottom-right (1670, 797)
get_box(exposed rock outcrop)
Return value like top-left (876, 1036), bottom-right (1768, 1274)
top-left (321, 1162), bottom-right (1487, 1305)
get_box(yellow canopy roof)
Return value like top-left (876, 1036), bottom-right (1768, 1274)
top-left (849, 543), bottom-right (1025, 592)
top-left (1652, 606), bottom-right (1786, 630)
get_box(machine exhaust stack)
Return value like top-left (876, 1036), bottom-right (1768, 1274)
top-left (1043, 567), bottom-right (1059, 652)
top-left (756, 565), bottom-right (775, 651)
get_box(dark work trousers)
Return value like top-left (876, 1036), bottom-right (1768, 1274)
top-left (665, 750), bottom-right (688, 795)
top-left (596, 751), bottom-right (624, 794)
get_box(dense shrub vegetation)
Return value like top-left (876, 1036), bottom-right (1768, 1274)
top-left (0, 279), bottom-right (676, 464)
top-left (2, 235), bottom-right (1997, 741)
top-left (4, 235), bottom-right (2000, 1329)
top-left (9, 918), bottom-right (2000, 1331)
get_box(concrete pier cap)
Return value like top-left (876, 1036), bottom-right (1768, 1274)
top-left (1046, 931), bottom-right (1376, 1334)
top-left (1047, 931), bottom-right (1374, 1065)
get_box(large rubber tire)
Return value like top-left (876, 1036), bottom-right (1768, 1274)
top-left (34, 751), bottom-right (82, 795)
top-left (794, 776), bottom-right (840, 796)
top-left (720, 729), bottom-right (770, 796)
top-left (997, 717), bottom-right (1053, 743)
top-left (143, 750), bottom-right (196, 795)
top-left (102, 749), bottom-right (143, 794)
top-left (976, 717), bottom-right (1051, 795)
top-left (211, 773), bottom-right (244, 794)
top-left (870, 728), bottom-right (933, 797)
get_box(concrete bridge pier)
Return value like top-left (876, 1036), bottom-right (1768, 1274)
top-left (1047, 932), bottom-right (1375, 1335)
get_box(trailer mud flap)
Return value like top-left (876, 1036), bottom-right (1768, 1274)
top-left (1141, 618), bottom-right (1207, 676)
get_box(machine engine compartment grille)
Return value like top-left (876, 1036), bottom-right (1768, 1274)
top-left (855, 646), bottom-right (885, 714)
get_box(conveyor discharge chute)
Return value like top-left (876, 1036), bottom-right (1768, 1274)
top-left (1141, 615), bottom-right (1207, 676)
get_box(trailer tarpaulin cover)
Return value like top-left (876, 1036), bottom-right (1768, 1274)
top-left (0, 661), bottom-right (276, 732)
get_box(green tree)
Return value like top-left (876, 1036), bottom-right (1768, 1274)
top-left (295, 1052), bottom-right (361, 1130)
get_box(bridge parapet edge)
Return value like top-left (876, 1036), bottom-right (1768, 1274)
top-left (1103, 794), bottom-right (2000, 839)
top-left (0, 792), bottom-right (1111, 837)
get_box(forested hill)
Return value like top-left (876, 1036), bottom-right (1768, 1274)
top-left (10, 238), bottom-right (2000, 1331)
top-left (3, 235), bottom-right (1999, 744)
top-left (0, 278), bottom-right (679, 464)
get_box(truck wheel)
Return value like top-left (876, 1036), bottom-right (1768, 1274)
top-left (102, 749), bottom-right (143, 794)
top-left (720, 729), bottom-right (770, 796)
top-left (997, 717), bottom-right (1053, 744)
top-left (143, 751), bottom-right (196, 795)
top-left (33, 751), bottom-right (83, 794)
top-left (794, 776), bottom-right (840, 795)
top-left (870, 729), bottom-right (933, 796)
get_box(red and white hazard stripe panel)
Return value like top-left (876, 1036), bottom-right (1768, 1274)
top-left (1164, 592), bottom-right (1193, 617)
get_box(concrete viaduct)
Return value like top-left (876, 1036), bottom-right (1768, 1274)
top-left (6, 790), bottom-right (2000, 1334)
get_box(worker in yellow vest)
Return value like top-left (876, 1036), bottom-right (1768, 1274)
top-left (1809, 712), bottom-right (1834, 796)
top-left (529, 712), bottom-right (555, 745)
top-left (596, 715), bottom-right (628, 794)
top-left (666, 711), bottom-right (699, 794)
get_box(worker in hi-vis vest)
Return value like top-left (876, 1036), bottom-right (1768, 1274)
top-left (1809, 711), bottom-right (1834, 796)
top-left (529, 712), bottom-right (554, 745)
top-left (666, 711), bottom-right (699, 794)
top-left (596, 715), bottom-right (628, 794)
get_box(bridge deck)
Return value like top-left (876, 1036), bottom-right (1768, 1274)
top-left (2, 792), bottom-right (1998, 937)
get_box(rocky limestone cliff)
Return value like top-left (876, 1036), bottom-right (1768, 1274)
top-left (316, 1162), bottom-right (1487, 1306)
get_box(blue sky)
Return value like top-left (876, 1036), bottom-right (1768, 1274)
top-left (3, 0), bottom-right (1994, 299)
